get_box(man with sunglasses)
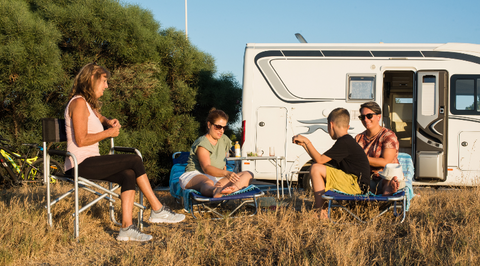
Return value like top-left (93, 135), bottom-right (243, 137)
top-left (355, 101), bottom-right (400, 195)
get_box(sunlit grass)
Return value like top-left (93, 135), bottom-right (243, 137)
top-left (1, 185), bottom-right (479, 265)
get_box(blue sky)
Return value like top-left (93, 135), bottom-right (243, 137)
top-left (129, 0), bottom-right (480, 85)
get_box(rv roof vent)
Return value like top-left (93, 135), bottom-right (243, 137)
top-left (295, 33), bottom-right (308, 43)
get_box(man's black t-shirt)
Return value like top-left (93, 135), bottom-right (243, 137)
top-left (323, 134), bottom-right (370, 192)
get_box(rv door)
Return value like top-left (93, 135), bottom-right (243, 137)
top-left (255, 107), bottom-right (287, 173)
top-left (415, 71), bottom-right (448, 180)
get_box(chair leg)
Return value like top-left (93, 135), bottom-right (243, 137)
top-left (189, 196), bottom-right (262, 220)
top-left (74, 168), bottom-right (79, 240)
top-left (45, 147), bottom-right (53, 227)
top-left (138, 190), bottom-right (144, 230)
top-left (190, 195), bottom-right (198, 219)
top-left (328, 197), bottom-right (407, 225)
top-left (327, 200), bottom-right (331, 219)
top-left (104, 184), bottom-right (145, 230)
top-left (108, 182), bottom-right (122, 227)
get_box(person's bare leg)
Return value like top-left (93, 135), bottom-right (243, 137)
top-left (214, 185), bottom-right (236, 196)
top-left (121, 190), bottom-right (135, 228)
top-left (310, 163), bottom-right (328, 219)
top-left (212, 178), bottom-right (235, 197)
top-left (382, 176), bottom-right (400, 196)
top-left (185, 172), bottom-right (253, 198)
top-left (136, 174), bottom-right (162, 211)
top-left (233, 171), bottom-right (253, 190)
top-left (185, 175), bottom-right (217, 197)
top-left (213, 171), bottom-right (253, 197)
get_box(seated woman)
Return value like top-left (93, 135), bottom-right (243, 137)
top-left (65, 63), bottom-right (185, 242)
top-left (179, 109), bottom-right (253, 198)
top-left (355, 101), bottom-right (401, 195)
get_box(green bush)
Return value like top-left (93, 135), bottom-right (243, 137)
top-left (0, 0), bottom-right (242, 185)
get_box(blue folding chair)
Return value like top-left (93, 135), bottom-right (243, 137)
top-left (322, 190), bottom-right (406, 224)
top-left (321, 152), bottom-right (414, 224)
top-left (169, 152), bottom-right (264, 219)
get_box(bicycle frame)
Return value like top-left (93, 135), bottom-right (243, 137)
top-left (0, 145), bottom-right (40, 182)
top-left (0, 150), bottom-right (20, 183)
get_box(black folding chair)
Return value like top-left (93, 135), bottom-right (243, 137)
top-left (42, 118), bottom-right (146, 239)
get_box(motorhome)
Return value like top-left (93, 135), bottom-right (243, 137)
top-left (240, 42), bottom-right (480, 188)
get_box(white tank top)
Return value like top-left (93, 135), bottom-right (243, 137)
top-left (64, 95), bottom-right (104, 171)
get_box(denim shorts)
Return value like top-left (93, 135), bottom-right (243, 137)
top-left (178, 170), bottom-right (222, 190)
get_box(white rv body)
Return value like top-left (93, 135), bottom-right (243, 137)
top-left (240, 43), bottom-right (480, 187)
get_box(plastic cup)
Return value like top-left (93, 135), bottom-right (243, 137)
top-left (269, 147), bottom-right (275, 156)
top-left (257, 148), bottom-right (264, 156)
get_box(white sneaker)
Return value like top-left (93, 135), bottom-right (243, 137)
top-left (117, 224), bottom-right (152, 242)
top-left (149, 206), bottom-right (186, 223)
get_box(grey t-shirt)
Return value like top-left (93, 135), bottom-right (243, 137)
top-left (185, 134), bottom-right (232, 174)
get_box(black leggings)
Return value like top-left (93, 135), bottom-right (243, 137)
top-left (66, 154), bottom-right (146, 193)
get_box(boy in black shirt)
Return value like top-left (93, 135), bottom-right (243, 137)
top-left (292, 108), bottom-right (370, 219)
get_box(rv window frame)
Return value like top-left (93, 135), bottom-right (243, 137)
top-left (346, 74), bottom-right (376, 102)
top-left (451, 75), bottom-right (480, 115)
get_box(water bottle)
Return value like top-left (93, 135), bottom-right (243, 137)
top-left (234, 141), bottom-right (241, 157)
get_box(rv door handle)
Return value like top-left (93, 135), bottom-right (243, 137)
top-left (461, 141), bottom-right (468, 147)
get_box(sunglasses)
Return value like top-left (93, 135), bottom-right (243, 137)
top-left (212, 124), bottom-right (228, 130)
top-left (358, 113), bottom-right (378, 121)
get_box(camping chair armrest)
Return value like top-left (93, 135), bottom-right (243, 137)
top-left (110, 146), bottom-right (142, 159)
top-left (111, 146), bottom-right (139, 154)
top-left (47, 150), bottom-right (78, 168)
top-left (48, 149), bottom-right (70, 157)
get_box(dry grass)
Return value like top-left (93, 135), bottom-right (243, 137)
top-left (1, 184), bottom-right (480, 265)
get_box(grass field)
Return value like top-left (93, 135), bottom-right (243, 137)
top-left (1, 184), bottom-right (479, 265)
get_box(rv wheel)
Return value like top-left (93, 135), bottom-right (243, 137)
top-left (299, 162), bottom-right (313, 192)
top-left (302, 173), bottom-right (313, 193)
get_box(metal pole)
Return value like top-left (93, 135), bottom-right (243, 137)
top-left (45, 141), bottom-right (52, 227)
top-left (185, 0), bottom-right (188, 40)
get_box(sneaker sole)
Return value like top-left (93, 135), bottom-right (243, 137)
top-left (117, 236), bottom-right (152, 242)
top-left (148, 217), bottom-right (186, 224)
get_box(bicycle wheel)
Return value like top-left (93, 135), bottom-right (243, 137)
top-left (0, 166), bottom-right (10, 186)
top-left (26, 158), bottom-right (64, 183)
top-left (0, 162), bottom-right (20, 187)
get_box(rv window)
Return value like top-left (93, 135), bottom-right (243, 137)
top-left (347, 75), bottom-right (375, 101)
top-left (477, 79), bottom-right (480, 111)
top-left (456, 79), bottom-right (474, 110)
top-left (451, 75), bottom-right (480, 115)
top-left (395, 98), bottom-right (413, 104)
top-left (421, 76), bottom-right (436, 116)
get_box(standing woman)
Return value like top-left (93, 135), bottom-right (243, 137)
top-left (65, 63), bottom-right (185, 242)
top-left (355, 101), bottom-right (400, 195)
top-left (179, 109), bottom-right (253, 198)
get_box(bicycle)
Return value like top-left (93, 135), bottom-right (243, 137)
top-left (0, 135), bottom-right (64, 187)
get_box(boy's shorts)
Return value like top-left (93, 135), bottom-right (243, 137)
top-left (325, 166), bottom-right (362, 195)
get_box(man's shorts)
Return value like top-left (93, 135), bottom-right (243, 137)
top-left (325, 166), bottom-right (362, 195)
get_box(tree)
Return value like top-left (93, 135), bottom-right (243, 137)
top-left (464, 99), bottom-right (480, 111)
top-left (26, 0), bottom-right (207, 182)
top-left (27, 0), bottom-right (162, 72)
top-left (101, 62), bottom-right (199, 180)
top-left (0, 0), bottom-right (63, 143)
top-left (194, 71), bottom-right (243, 137)
top-left (0, 0), bottom-right (243, 184)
